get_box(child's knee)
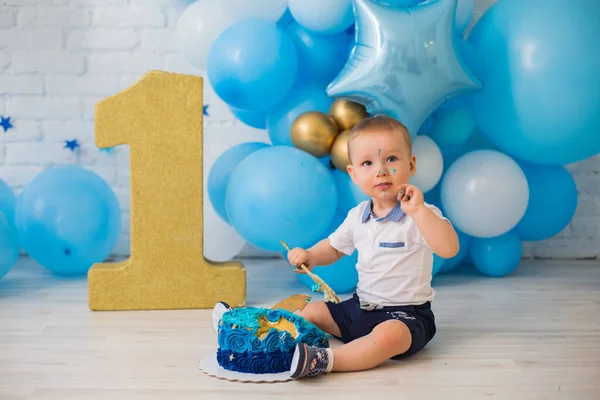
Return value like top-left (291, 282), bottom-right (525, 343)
top-left (299, 301), bottom-right (327, 323)
top-left (375, 320), bottom-right (412, 352)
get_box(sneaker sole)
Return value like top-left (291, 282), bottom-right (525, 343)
top-left (289, 343), bottom-right (308, 379)
top-left (211, 301), bottom-right (232, 335)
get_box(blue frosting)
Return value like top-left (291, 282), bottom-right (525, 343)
top-left (216, 307), bottom-right (329, 374)
top-left (217, 349), bottom-right (292, 374)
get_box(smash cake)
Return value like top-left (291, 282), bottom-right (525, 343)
top-left (216, 307), bottom-right (329, 374)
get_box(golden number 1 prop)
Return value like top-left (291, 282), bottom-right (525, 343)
top-left (88, 71), bottom-right (246, 311)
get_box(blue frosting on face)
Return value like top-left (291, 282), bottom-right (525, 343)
top-left (216, 307), bottom-right (329, 374)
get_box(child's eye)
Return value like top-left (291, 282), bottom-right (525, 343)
top-left (362, 160), bottom-right (372, 166)
top-left (386, 156), bottom-right (397, 163)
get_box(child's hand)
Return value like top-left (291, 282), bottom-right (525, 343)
top-left (397, 183), bottom-right (425, 216)
top-left (286, 247), bottom-right (314, 273)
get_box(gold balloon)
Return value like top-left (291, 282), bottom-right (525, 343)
top-left (329, 99), bottom-right (369, 131)
top-left (330, 129), bottom-right (352, 171)
top-left (291, 111), bottom-right (339, 158)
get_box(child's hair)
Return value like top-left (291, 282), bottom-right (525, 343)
top-left (347, 114), bottom-right (412, 163)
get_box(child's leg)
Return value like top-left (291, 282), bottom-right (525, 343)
top-left (290, 320), bottom-right (412, 378)
top-left (298, 301), bottom-right (342, 337)
top-left (332, 319), bottom-right (411, 371)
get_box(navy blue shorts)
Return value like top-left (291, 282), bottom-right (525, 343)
top-left (325, 294), bottom-right (436, 359)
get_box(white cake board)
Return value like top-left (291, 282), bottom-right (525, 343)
top-left (198, 353), bottom-right (293, 383)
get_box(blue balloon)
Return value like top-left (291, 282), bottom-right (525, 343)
top-left (15, 165), bottom-right (121, 275)
top-left (327, 0), bottom-right (481, 136)
top-left (226, 146), bottom-right (337, 252)
top-left (286, 22), bottom-right (352, 84)
top-left (470, 233), bottom-right (522, 277)
top-left (267, 82), bottom-right (333, 146)
top-left (0, 178), bottom-right (16, 224)
top-left (332, 169), bottom-right (369, 215)
top-left (207, 19), bottom-right (298, 111)
top-left (430, 105), bottom-right (475, 147)
top-left (439, 229), bottom-right (472, 273)
top-left (277, 8), bottom-right (295, 29)
top-left (288, 0), bottom-right (354, 35)
top-left (229, 107), bottom-right (267, 129)
top-left (514, 162), bottom-right (577, 241)
top-left (432, 254), bottom-right (446, 276)
top-left (0, 213), bottom-right (19, 280)
top-left (297, 211), bottom-right (359, 293)
top-left (208, 142), bottom-right (270, 224)
top-left (469, 0), bottom-right (600, 165)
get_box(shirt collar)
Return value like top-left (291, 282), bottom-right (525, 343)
top-left (361, 201), bottom-right (405, 223)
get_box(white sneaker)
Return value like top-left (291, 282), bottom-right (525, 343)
top-left (211, 301), bottom-right (232, 334)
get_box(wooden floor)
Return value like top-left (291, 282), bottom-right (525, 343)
top-left (1, 257), bottom-right (599, 400)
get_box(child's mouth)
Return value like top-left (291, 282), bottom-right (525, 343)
top-left (376, 183), bottom-right (392, 190)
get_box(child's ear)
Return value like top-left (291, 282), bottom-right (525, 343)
top-left (347, 164), bottom-right (358, 184)
top-left (409, 154), bottom-right (417, 176)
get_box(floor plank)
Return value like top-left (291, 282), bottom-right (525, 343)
top-left (1, 258), bottom-right (599, 400)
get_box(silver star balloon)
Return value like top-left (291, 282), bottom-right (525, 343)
top-left (327, 0), bottom-right (482, 136)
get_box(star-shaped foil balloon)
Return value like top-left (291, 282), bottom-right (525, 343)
top-left (327, 0), bottom-right (482, 136)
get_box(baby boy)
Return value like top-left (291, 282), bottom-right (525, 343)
top-left (286, 114), bottom-right (459, 379)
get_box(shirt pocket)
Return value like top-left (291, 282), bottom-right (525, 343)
top-left (379, 241), bottom-right (406, 249)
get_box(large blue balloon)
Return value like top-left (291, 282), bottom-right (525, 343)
top-left (430, 105), bottom-right (475, 147)
top-left (267, 83), bottom-right (333, 146)
top-left (207, 19), bottom-right (298, 111)
top-left (469, 0), bottom-right (600, 165)
top-left (297, 211), bottom-right (359, 293)
top-left (432, 254), bottom-right (447, 276)
top-left (327, 0), bottom-right (481, 136)
top-left (514, 162), bottom-right (578, 242)
top-left (0, 178), bottom-right (16, 224)
top-left (332, 169), bottom-right (369, 215)
top-left (470, 233), bottom-right (522, 277)
top-left (229, 107), bottom-right (267, 129)
top-left (286, 22), bottom-right (352, 84)
top-left (208, 142), bottom-right (270, 224)
top-left (0, 213), bottom-right (19, 280)
top-left (226, 146), bottom-right (337, 252)
top-left (15, 166), bottom-right (121, 275)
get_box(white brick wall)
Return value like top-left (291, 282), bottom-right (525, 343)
top-left (0, 0), bottom-right (598, 261)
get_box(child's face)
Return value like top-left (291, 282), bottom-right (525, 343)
top-left (347, 129), bottom-right (416, 203)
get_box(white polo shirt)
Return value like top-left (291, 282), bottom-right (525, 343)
top-left (328, 200), bottom-right (449, 307)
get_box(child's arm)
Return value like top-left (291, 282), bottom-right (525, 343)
top-left (398, 184), bottom-right (459, 259)
top-left (287, 239), bottom-right (344, 272)
top-left (410, 206), bottom-right (459, 258)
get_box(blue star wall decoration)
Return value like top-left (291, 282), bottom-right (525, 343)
top-left (327, 0), bottom-right (482, 136)
top-left (0, 116), bottom-right (14, 132)
top-left (203, 104), bottom-right (210, 116)
top-left (64, 139), bottom-right (80, 152)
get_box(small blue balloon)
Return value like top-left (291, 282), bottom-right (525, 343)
top-left (327, 0), bottom-right (481, 136)
top-left (432, 253), bottom-right (447, 276)
top-left (470, 233), bottom-right (522, 277)
top-left (15, 165), bottom-right (121, 275)
top-left (229, 107), bottom-right (267, 129)
top-left (286, 22), bottom-right (352, 84)
top-left (439, 229), bottom-right (472, 273)
top-left (514, 162), bottom-right (578, 241)
top-left (332, 169), bottom-right (369, 215)
top-left (267, 83), bottom-right (333, 146)
top-left (469, 0), bottom-right (600, 165)
top-left (208, 142), bottom-right (270, 224)
top-left (0, 213), bottom-right (19, 280)
top-left (0, 178), bottom-right (16, 224)
top-left (207, 19), bottom-right (298, 111)
top-left (226, 146), bottom-right (337, 252)
top-left (430, 105), bottom-right (475, 147)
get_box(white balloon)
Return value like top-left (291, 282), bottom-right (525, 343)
top-left (176, 0), bottom-right (288, 70)
top-left (410, 135), bottom-right (443, 193)
top-left (288, 0), bottom-right (353, 34)
top-left (441, 150), bottom-right (529, 238)
top-left (203, 201), bottom-right (247, 262)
